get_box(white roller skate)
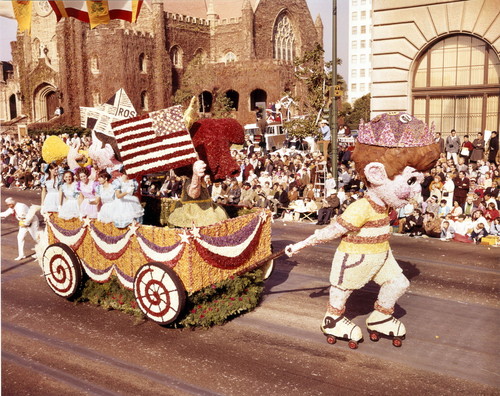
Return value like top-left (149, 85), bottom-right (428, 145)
top-left (366, 310), bottom-right (406, 347)
top-left (321, 313), bottom-right (363, 349)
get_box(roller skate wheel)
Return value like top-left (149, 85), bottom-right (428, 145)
top-left (392, 337), bottom-right (403, 347)
top-left (348, 340), bottom-right (358, 349)
top-left (369, 331), bottom-right (380, 342)
top-left (326, 335), bottom-right (336, 345)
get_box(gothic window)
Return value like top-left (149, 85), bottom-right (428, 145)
top-left (171, 46), bottom-right (183, 69)
top-left (250, 89), bottom-right (267, 111)
top-left (224, 52), bottom-right (237, 64)
top-left (413, 34), bottom-right (500, 135)
top-left (194, 48), bottom-right (207, 63)
top-left (273, 13), bottom-right (295, 62)
top-left (139, 53), bottom-right (147, 73)
top-left (91, 55), bottom-right (99, 74)
top-left (141, 91), bottom-right (148, 110)
top-left (225, 90), bottom-right (239, 110)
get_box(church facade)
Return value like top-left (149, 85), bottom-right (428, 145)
top-left (1, 0), bottom-right (323, 128)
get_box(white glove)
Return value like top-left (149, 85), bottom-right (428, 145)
top-left (193, 160), bottom-right (206, 178)
top-left (285, 240), bottom-right (307, 257)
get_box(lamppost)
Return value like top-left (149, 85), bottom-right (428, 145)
top-left (329, 0), bottom-right (338, 187)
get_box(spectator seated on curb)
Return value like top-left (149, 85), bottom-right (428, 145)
top-left (403, 209), bottom-right (424, 237)
top-left (489, 218), bottom-right (500, 236)
top-left (440, 220), bottom-right (455, 241)
top-left (470, 223), bottom-right (488, 244)
top-left (423, 212), bottom-right (442, 238)
top-left (437, 199), bottom-right (451, 218)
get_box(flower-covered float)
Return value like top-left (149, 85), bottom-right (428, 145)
top-left (38, 98), bottom-right (275, 326)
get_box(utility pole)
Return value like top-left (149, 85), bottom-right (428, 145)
top-left (329, 0), bottom-right (338, 186)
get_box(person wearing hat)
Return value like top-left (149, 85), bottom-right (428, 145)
top-left (319, 120), bottom-right (331, 141)
top-left (1, 197), bottom-right (40, 260)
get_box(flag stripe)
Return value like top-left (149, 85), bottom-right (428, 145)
top-left (120, 137), bottom-right (194, 160)
top-left (111, 106), bottom-right (197, 178)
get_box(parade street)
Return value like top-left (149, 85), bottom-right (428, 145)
top-left (1, 188), bottom-right (499, 395)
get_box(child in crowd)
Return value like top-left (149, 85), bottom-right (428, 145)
top-left (440, 220), bottom-right (455, 241)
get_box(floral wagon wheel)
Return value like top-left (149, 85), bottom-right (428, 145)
top-left (42, 243), bottom-right (83, 298)
top-left (133, 262), bottom-right (186, 325)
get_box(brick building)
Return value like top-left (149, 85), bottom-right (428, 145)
top-left (1, 0), bottom-right (324, 128)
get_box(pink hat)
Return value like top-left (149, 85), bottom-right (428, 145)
top-left (357, 112), bottom-right (435, 148)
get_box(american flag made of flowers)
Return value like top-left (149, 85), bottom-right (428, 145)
top-left (111, 105), bottom-right (197, 178)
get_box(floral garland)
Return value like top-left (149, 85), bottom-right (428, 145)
top-left (47, 210), bottom-right (272, 294)
top-left (136, 231), bottom-right (184, 265)
top-left (193, 213), bottom-right (264, 269)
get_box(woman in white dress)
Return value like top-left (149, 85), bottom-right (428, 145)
top-left (112, 173), bottom-right (144, 228)
top-left (58, 171), bottom-right (80, 220)
top-left (40, 163), bottom-right (60, 214)
top-left (96, 170), bottom-right (117, 223)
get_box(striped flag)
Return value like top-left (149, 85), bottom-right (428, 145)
top-left (111, 105), bottom-right (198, 178)
top-left (49, 0), bottom-right (143, 29)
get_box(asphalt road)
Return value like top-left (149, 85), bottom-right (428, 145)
top-left (1, 188), bottom-right (499, 395)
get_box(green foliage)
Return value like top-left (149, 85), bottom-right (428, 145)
top-left (28, 125), bottom-right (91, 137)
top-left (75, 276), bottom-right (145, 322)
top-left (74, 270), bottom-right (265, 328)
top-left (177, 269), bottom-right (265, 328)
top-left (345, 94), bottom-right (371, 130)
top-left (211, 95), bottom-right (234, 119)
top-left (173, 54), bottom-right (205, 106)
top-left (288, 43), bottom-right (345, 138)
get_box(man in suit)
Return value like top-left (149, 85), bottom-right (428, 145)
top-left (445, 129), bottom-right (461, 165)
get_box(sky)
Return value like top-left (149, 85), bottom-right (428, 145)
top-left (0, 0), bottom-right (349, 79)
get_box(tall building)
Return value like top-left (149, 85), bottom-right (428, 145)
top-left (0, 0), bottom-right (323, 128)
top-left (371, 0), bottom-right (499, 136)
top-left (348, 0), bottom-right (373, 104)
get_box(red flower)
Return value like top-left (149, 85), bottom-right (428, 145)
top-left (200, 315), bottom-right (205, 318)
top-left (191, 309), bottom-right (197, 313)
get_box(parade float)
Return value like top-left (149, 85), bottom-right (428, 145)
top-left (38, 94), bottom-right (276, 327)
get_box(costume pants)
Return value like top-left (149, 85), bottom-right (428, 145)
top-left (17, 218), bottom-right (39, 257)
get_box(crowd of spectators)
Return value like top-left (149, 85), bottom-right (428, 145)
top-left (1, 129), bottom-right (499, 245)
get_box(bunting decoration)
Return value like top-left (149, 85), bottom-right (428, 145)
top-left (11, 1), bottom-right (32, 32)
top-left (46, 210), bottom-right (272, 293)
top-left (48, 0), bottom-right (144, 29)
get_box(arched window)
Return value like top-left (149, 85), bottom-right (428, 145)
top-left (412, 35), bottom-right (499, 135)
top-left (250, 89), bottom-right (267, 112)
top-left (141, 91), bottom-right (148, 110)
top-left (139, 53), bottom-right (147, 73)
top-left (9, 94), bottom-right (17, 119)
top-left (194, 48), bottom-right (207, 63)
top-left (224, 51), bottom-right (237, 64)
top-left (199, 91), bottom-right (213, 113)
top-left (170, 46), bottom-right (183, 69)
top-left (225, 90), bottom-right (239, 110)
top-left (91, 55), bottom-right (99, 74)
top-left (273, 12), bottom-right (295, 62)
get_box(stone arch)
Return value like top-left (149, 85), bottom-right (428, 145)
top-left (194, 48), bottom-right (207, 63)
top-left (250, 89), bottom-right (267, 112)
top-left (33, 82), bottom-right (58, 122)
top-left (9, 94), bottom-right (17, 119)
top-left (272, 10), bottom-right (296, 62)
top-left (139, 52), bottom-right (149, 73)
top-left (411, 33), bottom-right (500, 135)
top-left (141, 90), bottom-right (148, 111)
top-left (199, 91), bottom-right (213, 113)
top-left (225, 90), bottom-right (239, 110)
top-left (170, 45), bottom-right (183, 69)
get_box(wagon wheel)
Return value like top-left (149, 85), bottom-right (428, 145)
top-left (42, 243), bottom-right (83, 298)
top-left (133, 263), bottom-right (186, 325)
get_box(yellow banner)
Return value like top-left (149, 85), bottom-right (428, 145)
top-left (11, 0), bottom-right (32, 33)
top-left (86, 0), bottom-right (110, 29)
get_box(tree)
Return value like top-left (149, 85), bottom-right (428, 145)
top-left (173, 54), bottom-right (206, 107)
top-left (284, 43), bottom-right (345, 139)
top-left (345, 94), bottom-right (370, 130)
